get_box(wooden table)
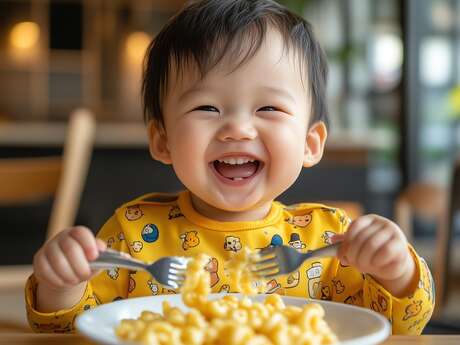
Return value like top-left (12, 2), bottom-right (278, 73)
top-left (0, 334), bottom-right (459, 345)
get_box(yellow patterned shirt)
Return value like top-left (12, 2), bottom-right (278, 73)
top-left (25, 190), bottom-right (434, 335)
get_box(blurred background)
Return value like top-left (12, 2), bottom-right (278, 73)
top-left (0, 0), bottom-right (460, 333)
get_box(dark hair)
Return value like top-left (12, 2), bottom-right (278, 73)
top-left (142, 0), bottom-right (329, 128)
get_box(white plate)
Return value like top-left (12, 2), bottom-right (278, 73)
top-left (76, 293), bottom-right (391, 345)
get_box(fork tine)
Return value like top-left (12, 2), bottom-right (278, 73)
top-left (170, 257), bottom-right (190, 270)
top-left (252, 263), bottom-right (279, 273)
top-left (167, 280), bottom-right (180, 289)
top-left (258, 246), bottom-right (277, 256)
top-left (253, 267), bottom-right (280, 278)
top-left (168, 268), bottom-right (186, 276)
top-left (168, 273), bottom-right (185, 282)
top-left (252, 255), bottom-right (278, 267)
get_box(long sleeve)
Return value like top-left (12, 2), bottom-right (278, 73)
top-left (328, 209), bottom-right (435, 335)
top-left (25, 215), bottom-right (130, 333)
top-left (331, 246), bottom-right (435, 334)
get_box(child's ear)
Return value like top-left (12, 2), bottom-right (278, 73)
top-left (303, 121), bottom-right (327, 168)
top-left (147, 120), bottom-right (172, 164)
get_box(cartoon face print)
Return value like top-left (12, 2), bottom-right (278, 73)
top-left (128, 275), bottom-right (136, 293)
top-left (371, 294), bottom-right (388, 313)
top-left (403, 300), bottom-right (423, 321)
top-left (265, 279), bottom-right (282, 294)
top-left (306, 262), bottom-right (322, 298)
top-left (269, 234), bottom-right (283, 247)
top-left (131, 241), bottom-right (143, 253)
top-left (141, 224), bottom-right (159, 243)
top-left (285, 213), bottom-right (312, 228)
top-left (107, 267), bottom-right (119, 280)
top-left (285, 271), bottom-right (300, 288)
top-left (205, 257), bottom-right (220, 287)
top-left (378, 294), bottom-right (388, 311)
top-left (106, 237), bottom-right (115, 248)
top-left (179, 231), bottom-right (200, 250)
top-left (321, 231), bottom-right (336, 245)
top-left (320, 285), bottom-right (331, 300)
top-left (288, 233), bottom-right (306, 250)
top-left (162, 288), bottom-right (176, 294)
top-left (332, 279), bottom-right (345, 294)
top-left (125, 205), bottom-right (144, 221)
top-left (168, 205), bottom-right (184, 220)
top-left (219, 284), bottom-right (230, 293)
top-left (344, 290), bottom-right (363, 306)
top-left (223, 236), bottom-right (242, 252)
top-left (147, 280), bottom-right (159, 295)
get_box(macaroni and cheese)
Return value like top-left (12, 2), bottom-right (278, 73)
top-left (115, 253), bottom-right (337, 345)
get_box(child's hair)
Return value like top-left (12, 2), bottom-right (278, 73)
top-left (142, 0), bottom-right (329, 128)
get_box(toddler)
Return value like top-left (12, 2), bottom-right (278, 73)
top-left (26, 0), bottom-right (434, 335)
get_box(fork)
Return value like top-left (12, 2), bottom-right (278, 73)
top-left (89, 248), bottom-right (190, 289)
top-left (252, 242), bottom-right (341, 279)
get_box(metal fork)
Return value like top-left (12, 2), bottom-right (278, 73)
top-left (89, 248), bottom-right (190, 289)
top-left (252, 242), bottom-right (341, 279)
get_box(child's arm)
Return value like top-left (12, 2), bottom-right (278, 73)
top-left (25, 215), bottom-right (129, 333)
top-left (331, 214), bottom-right (435, 335)
top-left (34, 226), bottom-right (106, 312)
top-left (333, 215), bottom-right (416, 297)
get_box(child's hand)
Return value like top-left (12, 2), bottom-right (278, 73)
top-left (332, 214), bottom-right (417, 297)
top-left (33, 226), bottom-right (106, 292)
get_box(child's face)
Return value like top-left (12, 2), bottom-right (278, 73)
top-left (149, 28), bottom-right (327, 219)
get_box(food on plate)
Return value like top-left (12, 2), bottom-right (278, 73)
top-left (115, 253), bottom-right (337, 345)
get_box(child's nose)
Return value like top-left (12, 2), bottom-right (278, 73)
top-left (216, 115), bottom-right (257, 141)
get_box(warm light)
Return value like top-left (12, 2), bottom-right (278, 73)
top-left (10, 21), bottom-right (40, 49)
top-left (125, 31), bottom-right (151, 64)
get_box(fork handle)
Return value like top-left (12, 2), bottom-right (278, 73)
top-left (303, 242), bottom-right (341, 260)
top-left (90, 248), bottom-right (147, 272)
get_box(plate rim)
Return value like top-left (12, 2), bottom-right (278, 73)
top-left (75, 293), bottom-right (391, 345)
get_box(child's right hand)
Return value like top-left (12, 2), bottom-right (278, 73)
top-left (33, 226), bottom-right (106, 292)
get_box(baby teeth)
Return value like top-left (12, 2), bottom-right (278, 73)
top-left (232, 177), bottom-right (244, 181)
top-left (218, 157), bottom-right (256, 165)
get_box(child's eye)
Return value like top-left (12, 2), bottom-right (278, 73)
top-left (258, 106), bottom-right (278, 112)
top-left (194, 105), bottom-right (219, 112)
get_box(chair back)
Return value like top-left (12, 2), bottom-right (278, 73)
top-left (46, 109), bottom-right (96, 239)
top-left (0, 108), bottom-right (95, 241)
top-left (0, 157), bottom-right (61, 204)
top-left (0, 108), bottom-right (95, 293)
top-left (439, 159), bottom-right (460, 310)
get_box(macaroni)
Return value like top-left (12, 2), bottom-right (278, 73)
top-left (115, 253), bottom-right (338, 345)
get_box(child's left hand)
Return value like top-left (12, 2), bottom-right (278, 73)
top-left (332, 214), bottom-right (417, 297)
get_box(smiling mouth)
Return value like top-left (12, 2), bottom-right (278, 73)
top-left (211, 157), bottom-right (263, 181)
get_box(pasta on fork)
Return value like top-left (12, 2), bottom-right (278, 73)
top-left (115, 252), bottom-right (338, 345)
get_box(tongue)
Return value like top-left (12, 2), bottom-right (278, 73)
top-left (214, 161), bottom-right (258, 179)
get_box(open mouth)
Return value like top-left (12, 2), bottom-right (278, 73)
top-left (211, 156), bottom-right (263, 181)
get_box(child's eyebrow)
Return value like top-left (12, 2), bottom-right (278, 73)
top-left (178, 85), bottom-right (296, 104)
top-left (178, 86), bottom-right (208, 103)
top-left (259, 86), bottom-right (296, 103)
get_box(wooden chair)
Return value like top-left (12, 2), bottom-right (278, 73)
top-left (0, 108), bottom-right (96, 290)
top-left (394, 161), bottom-right (460, 316)
top-left (441, 160), bottom-right (460, 315)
